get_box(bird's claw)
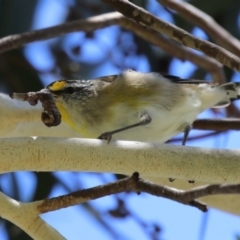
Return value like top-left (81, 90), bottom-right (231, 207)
top-left (97, 132), bottom-right (112, 144)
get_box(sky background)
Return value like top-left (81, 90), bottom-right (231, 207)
top-left (1, 0), bottom-right (240, 239)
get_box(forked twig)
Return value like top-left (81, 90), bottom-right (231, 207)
top-left (36, 172), bottom-right (207, 213)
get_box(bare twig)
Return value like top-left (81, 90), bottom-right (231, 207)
top-left (158, 0), bottom-right (240, 56)
top-left (10, 89), bottom-right (61, 127)
top-left (182, 184), bottom-right (240, 202)
top-left (0, 12), bottom-right (123, 53)
top-left (102, 0), bottom-right (240, 71)
top-left (193, 118), bottom-right (240, 131)
top-left (36, 172), bottom-right (207, 213)
top-left (120, 18), bottom-right (225, 83)
top-left (35, 172), bottom-right (240, 214)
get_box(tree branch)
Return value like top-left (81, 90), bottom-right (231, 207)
top-left (102, 0), bottom-right (240, 71)
top-left (158, 0), bottom-right (240, 56)
top-left (0, 137), bottom-right (240, 183)
top-left (33, 172), bottom-right (206, 213)
top-left (193, 118), bottom-right (240, 131)
top-left (182, 183), bottom-right (240, 202)
top-left (0, 12), bottom-right (123, 53)
top-left (120, 18), bottom-right (225, 83)
top-left (30, 173), bottom-right (240, 214)
top-left (0, 192), bottom-right (65, 240)
top-left (4, 171), bottom-right (240, 239)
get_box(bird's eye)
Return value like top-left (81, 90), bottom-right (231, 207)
top-left (65, 87), bottom-right (75, 94)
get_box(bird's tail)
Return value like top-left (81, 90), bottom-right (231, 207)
top-left (213, 82), bottom-right (240, 107)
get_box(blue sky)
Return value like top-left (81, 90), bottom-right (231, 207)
top-left (2, 0), bottom-right (240, 239)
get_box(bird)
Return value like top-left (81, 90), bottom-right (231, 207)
top-left (46, 70), bottom-right (240, 183)
top-left (46, 70), bottom-right (240, 145)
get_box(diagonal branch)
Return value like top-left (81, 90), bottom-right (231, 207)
top-left (34, 172), bottom-right (206, 213)
top-left (158, 0), bottom-right (240, 56)
top-left (0, 12), bottom-right (123, 53)
top-left (120, 18), bottom-right (225, 83)
top-left (32, 173), bottom-right (240, 214)
top-left (102, 0), bottom-right (240, 71)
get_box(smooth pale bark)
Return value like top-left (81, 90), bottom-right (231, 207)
top-left (0, 137), bottom-right (240, 183)
top-left (0, 192), bottom-right (65, 240)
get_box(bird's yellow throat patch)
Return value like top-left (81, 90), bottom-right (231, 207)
top-left (49, 81), bottom-right (66, 91)
top-left (55, 101), bottom-right (96, 138)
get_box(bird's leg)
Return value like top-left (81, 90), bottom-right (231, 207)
top-left (98, 113), bottom-right (152, 143)
top-left (169, 125), bottom-right (195, 183)
top-left (182, 125), bottom-right (191, 146)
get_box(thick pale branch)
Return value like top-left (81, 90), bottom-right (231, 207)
top-left (0, 192), bottom-right (65, 240)
top-left (158, 0), bottom-right (240, 56)
top-left (102, 0), bottom-right (240, 71)
top-left (0, 137), bottom-right (240, 183)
